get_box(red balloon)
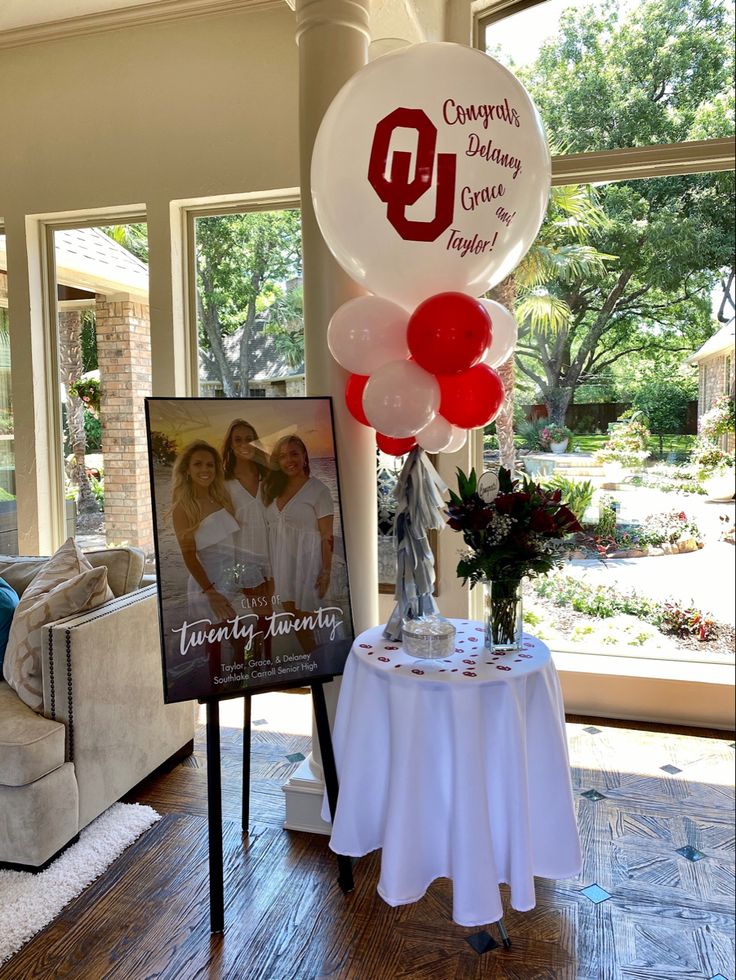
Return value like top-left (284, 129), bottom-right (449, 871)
top-left (439, 363), bottom-right (505, 429)
top-left (407, 291), bottom-right (492, 376)
top-left (376, 432), bottom-right (417, 456)
top-left (345, 373), bottom-right (371, 426)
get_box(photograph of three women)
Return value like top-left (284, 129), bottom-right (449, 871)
top-left (145, 397), bottom-right (354, 704)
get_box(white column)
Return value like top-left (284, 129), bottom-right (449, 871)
top-left (283, 0), bottom-right (375, 833)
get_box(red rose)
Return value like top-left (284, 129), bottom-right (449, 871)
top-left (494, 494), bottom-right (515, 514)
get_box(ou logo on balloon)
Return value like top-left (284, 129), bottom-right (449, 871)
top-left (367, 107), bottom-right (456, 243)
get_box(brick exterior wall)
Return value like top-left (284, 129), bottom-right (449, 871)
top-left (698, 350), bottom-right (735, 452)
top-left (95, 294), bottom-right (153, 554)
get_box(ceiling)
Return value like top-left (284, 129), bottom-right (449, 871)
top-left (0, 1), bottom-right (156, 33)
top-left (0, 0), bottom-right (449, 38)
top-left (0, 0), bottom-right (458, 44)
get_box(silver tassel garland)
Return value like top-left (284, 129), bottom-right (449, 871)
top-left (383, 447), bottom-right (449, 641)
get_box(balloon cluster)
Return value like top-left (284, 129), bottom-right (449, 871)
top-left (328, 292), bottom-right (518, 455)
top-left (311, 42), bottom-right (550, 455)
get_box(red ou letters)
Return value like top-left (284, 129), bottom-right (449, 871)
top-left (368, 107), bottom-right (456, 243)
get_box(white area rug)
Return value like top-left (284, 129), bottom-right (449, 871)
top-left (0, 802), bottom-right (160, 966)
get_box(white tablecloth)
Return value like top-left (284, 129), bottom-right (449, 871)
top-left (321, 621), bottom-right (581, 927)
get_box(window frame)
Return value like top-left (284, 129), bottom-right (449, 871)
top-left (184, 193), bottom-right (302, 398)
top-left (40, 210), bottom-right (148, 550)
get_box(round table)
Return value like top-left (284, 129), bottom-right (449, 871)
top-left (321, 621), bottom-right (582, 927)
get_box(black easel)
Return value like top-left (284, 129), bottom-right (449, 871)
top-left (203, 676), bottom-right (352, 933)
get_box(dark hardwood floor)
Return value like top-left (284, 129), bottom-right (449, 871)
top-left (3, 694), bottom-right (734, 980)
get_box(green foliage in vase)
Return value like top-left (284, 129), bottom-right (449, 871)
top-left (446, 467), bottom-right (582, 588)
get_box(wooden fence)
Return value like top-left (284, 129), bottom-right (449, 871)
top-left (523, 401), bottom-right (698, 434)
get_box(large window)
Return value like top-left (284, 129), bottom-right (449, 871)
top-left (51, 222), bottom-right (152, 555)
top-left (478, 0), bottom-right (735, 666)
top-left (0, 229), bottom-right (17, 554)
top-left (191, 207), bottom-right (304, 399)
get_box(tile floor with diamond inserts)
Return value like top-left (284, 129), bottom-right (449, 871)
top-left (3, 701), bottom-right (734, 980)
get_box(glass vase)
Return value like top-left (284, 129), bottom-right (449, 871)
top-left (483, 579), bottom-right (523, 652)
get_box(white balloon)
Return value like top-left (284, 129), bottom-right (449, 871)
top-left (480, 299), bottom-right (518, 367)
top-left (443, 426), bottom-right (468, 453)
top-left (312, 42), bottom-right (551, 310)
top-left (416, 415), bottom-right (453, 452)
top-left (327, 296), bottom-right (410, 375)
top-left (363, 360), bottom-right (440, 438)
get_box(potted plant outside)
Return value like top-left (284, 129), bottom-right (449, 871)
top-left (545, 423), bottom-right (572, 454)
top-left (690, 438), bottom-right (735, 501)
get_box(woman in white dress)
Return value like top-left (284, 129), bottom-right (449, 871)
top-left (262, 435), bottom-right (334, 653)
top-left (171, 440), bottom-right (240, 683)
top-left (221, 419), bottom-right (274, 654)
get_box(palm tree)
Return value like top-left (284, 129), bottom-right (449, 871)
top-left (262, 283), bottom-right (305, 370)
top-left (100, 224), bottom-right (149, 263)
top-left (489, 183), bottom-right (610, 469)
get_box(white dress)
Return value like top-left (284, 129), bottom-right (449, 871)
top-left (186, 508), bottom-right (240, 621)
top-left (225, 478), bottom-right (272, 590)
top-left (266, 477), bottom-right (334, 612)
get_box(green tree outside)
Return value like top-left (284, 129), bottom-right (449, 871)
top-left (501, 0), bottom-right (735, 425)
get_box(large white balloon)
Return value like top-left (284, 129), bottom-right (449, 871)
top-left (312, 42), bottom-right (551, 311)
top-left (363, 360), bottom-right (440, 438)
top-left (443, 426), bottom-right (468, 453)
top-left (416, 415), bottom-right (453, 452)
top-left (480, 299), bottom-right (518, 367)
top-left (327, 296), bottom-right (410, 375)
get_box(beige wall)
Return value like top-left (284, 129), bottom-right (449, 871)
top-left (0, 5), bottom-right (299, 553)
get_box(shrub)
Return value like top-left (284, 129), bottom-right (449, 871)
top-left (540, 474), bottom-right (594, 522)
top-left (629, 472), bottom-right (707, 495)
top-left (595, 413), bottom-right (651, 467)
top-left (595, 495), bottom-right (618, 538)
top-left (0, 408), bottom-right (13, 435)
top-left (84, 410), bottom-right (102, 452)
top-left (659, 601), bottom-right (717, 641)
top-left (517, 418), bottom-right (549, 451)
top-left (638, 510), bottom-right (701, 547)
top-left (533, 573), bottom-right (718, 643)
top-left (89, 475), bottom-right (104, 511)
top-left (632, 377), bottom-right (697, 456)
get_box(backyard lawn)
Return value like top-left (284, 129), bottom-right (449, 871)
top-left (566, 434), bottom-right (696, 457)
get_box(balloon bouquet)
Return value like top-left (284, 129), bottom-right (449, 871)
top-left (311, 42), bottom-right (551, 638)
